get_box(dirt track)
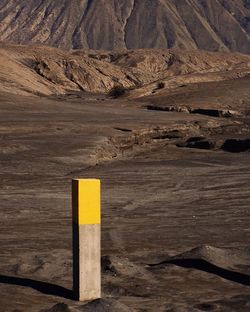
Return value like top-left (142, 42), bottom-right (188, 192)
top-left (0, 76), bottom-right (250, 311)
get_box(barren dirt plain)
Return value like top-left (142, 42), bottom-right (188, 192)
top-left (0, 45), bottom-right (250, 312)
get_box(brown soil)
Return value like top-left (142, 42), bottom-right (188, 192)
top-left (0, 47), bottom-right (250, 311)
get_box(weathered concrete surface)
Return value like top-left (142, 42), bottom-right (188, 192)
top-left (78, 224), bottom-right (100, 301)
top-left (0, 75), bottom-right (250, 311)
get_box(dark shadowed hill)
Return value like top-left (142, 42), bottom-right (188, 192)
top-left (0, 0), bottom-right (250, 53)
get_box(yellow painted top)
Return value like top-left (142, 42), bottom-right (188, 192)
top-left (72, 179), bottom-right (100, 225)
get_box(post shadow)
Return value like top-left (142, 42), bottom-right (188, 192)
top-left (0, 274), bottom-right (74, 299)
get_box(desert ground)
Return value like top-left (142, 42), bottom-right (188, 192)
top-left (0, 44), bottom-right (250, 311)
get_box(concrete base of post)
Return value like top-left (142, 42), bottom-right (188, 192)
top-left (79, 224), bottom-right (101, 301)
top-left (73, 221), bottom-right (101, 301)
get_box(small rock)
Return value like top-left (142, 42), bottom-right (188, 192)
top-left (78, 298), bottom-right (134, 312)
top-left (101, 256), bottom-right (117, 275)
top-left (40, 303), bottom-right (71, 312)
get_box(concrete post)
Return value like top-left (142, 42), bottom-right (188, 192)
top-left (72, 179), bottom-right (101, 301)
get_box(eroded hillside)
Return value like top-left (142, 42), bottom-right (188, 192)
top-left (0, 43), bottom-right (250, 96)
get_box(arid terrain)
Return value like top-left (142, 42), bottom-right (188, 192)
top-left (1, 43), bottom-right (250, 96)
top-left (0, 43), bottom-right (250, 312)
top-left (0, 0), bottom-right (250, 53)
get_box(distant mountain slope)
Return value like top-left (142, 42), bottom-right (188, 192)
top-left (0, 0), bottom-right (250, 53)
